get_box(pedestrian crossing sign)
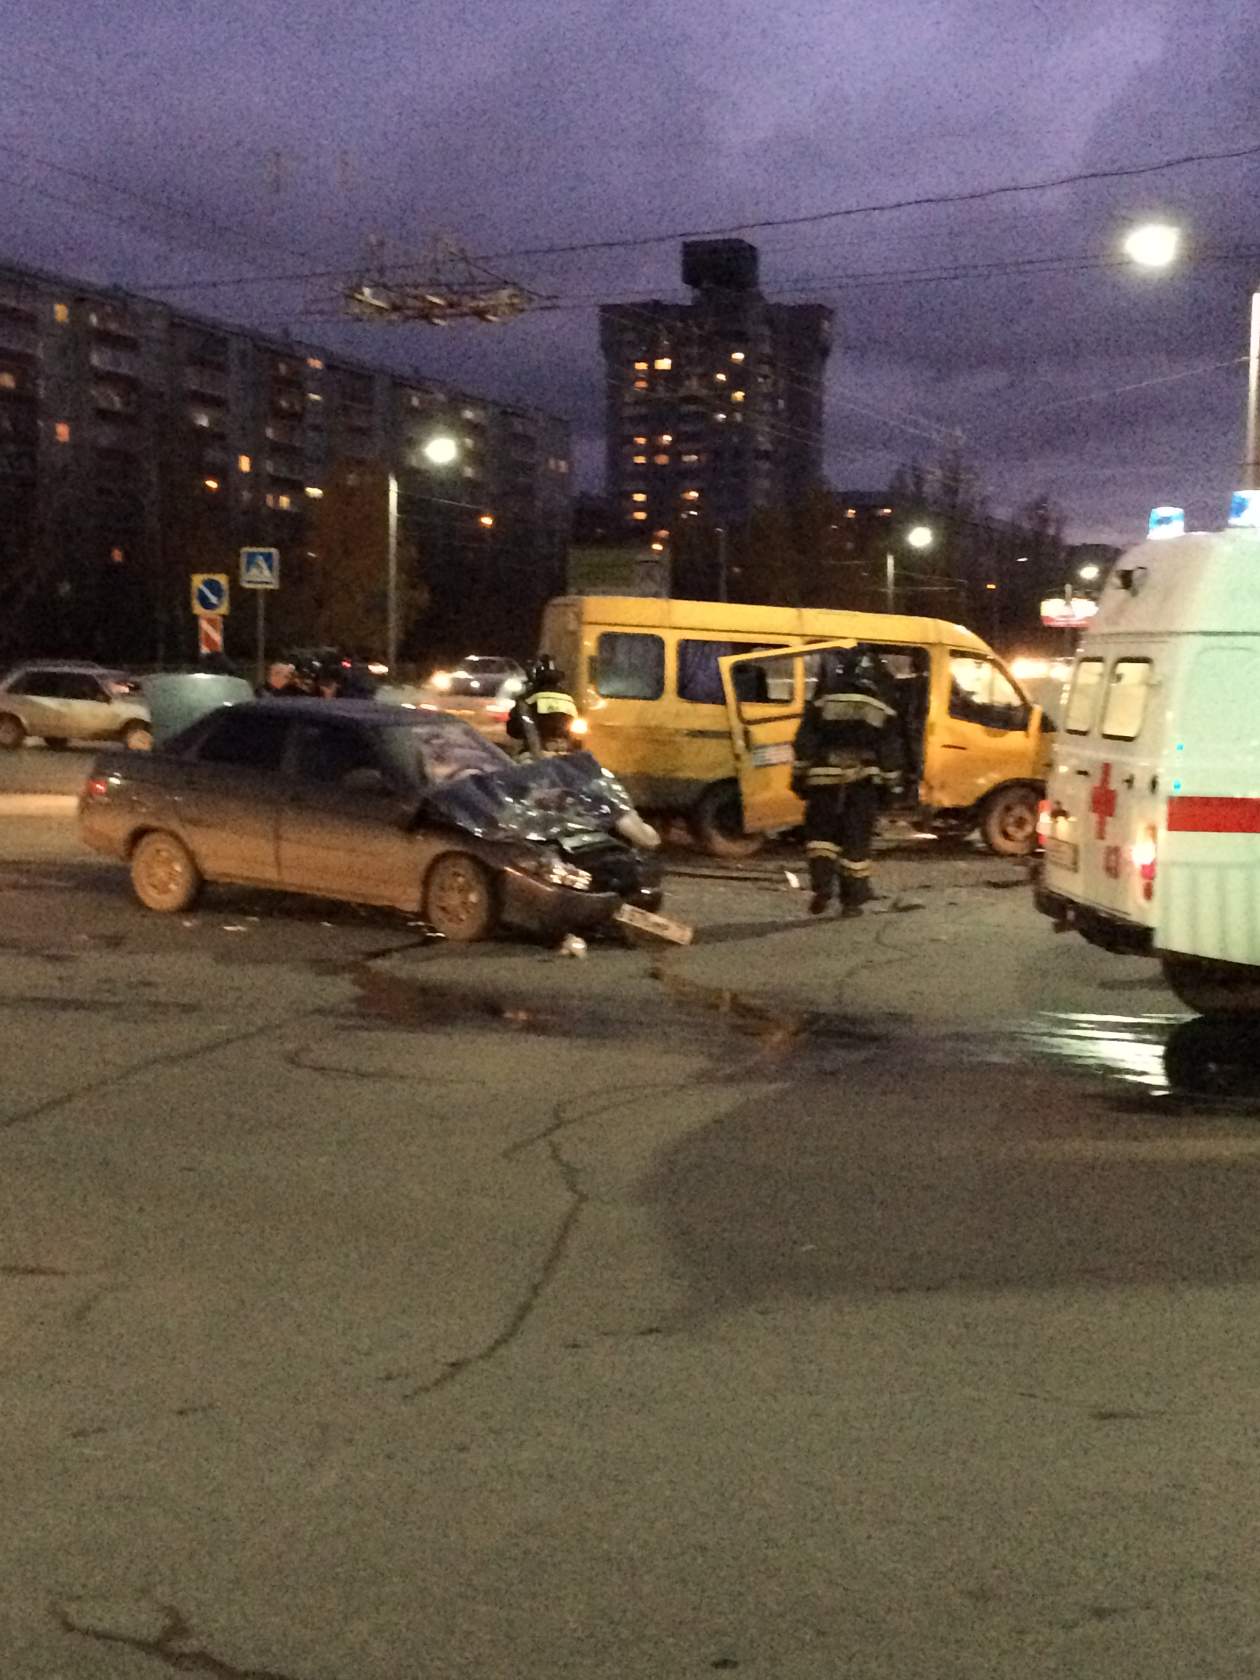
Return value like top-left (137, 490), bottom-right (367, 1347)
top-left (239, 547), bottom-right (280, 589)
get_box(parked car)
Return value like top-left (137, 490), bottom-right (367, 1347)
top-left (0, 662), bottom-right (151, 751)
top-left (409, 656), bottom-right (527, 741)
top-left (79, 696), bottom-right (664, 941)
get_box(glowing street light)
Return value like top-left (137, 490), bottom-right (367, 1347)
top-left (422, 434), bottom-right (459, 466)
top-left (1077, 562), bottom-right (1101, 583)
top-left (1123, 221), bottom-right (1181, 269)
top-left (886, 524), bottom-right (933, 612)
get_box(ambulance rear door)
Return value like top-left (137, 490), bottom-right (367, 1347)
top-left (1042, 639), bottom-right (1165, 922)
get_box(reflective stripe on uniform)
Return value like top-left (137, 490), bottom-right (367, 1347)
top-left (816, 692), bottom-right (895, 726)
top-left (838, 858), bottom-right (872, 877)
top-left (805, 840), bottom-right (840, 858)
top-left (532, 691), bottom-right (577, 717)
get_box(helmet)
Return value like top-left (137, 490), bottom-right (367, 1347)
top-left (528, 655), bottom-right (563, 688)
top-left (835, 647), bottom-right (890, 700)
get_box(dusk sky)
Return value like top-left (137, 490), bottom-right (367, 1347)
top-left (2, 0), bottom-right (1257, 545)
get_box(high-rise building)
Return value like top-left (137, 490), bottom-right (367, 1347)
top-left (0, 259), bottom-right (571, 665)
top-left (599, 239), bottom-right (832, 566)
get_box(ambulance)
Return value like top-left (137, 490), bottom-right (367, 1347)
top-left (1035, 495), bottom-right (1260, 1015)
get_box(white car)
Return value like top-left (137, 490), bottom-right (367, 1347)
top-left (412, 656), bottom-right (526, 741)
top-left (0, 662), bottom-right (152, 751)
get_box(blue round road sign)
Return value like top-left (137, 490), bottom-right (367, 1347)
top-left (195, 576), bottom-right (227, 613)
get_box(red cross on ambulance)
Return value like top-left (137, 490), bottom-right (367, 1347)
top-left (1090, 761), bottom-right (1118, 839)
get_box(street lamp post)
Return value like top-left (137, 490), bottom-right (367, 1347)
top-left (385, 434), bottom-right (459, 672)
top-left (1125, 221), bottom-right (1260, 491)
top-left (887, 524), bottom-right (933, 613)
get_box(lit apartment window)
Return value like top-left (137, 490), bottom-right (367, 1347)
top-left (0, 371), bottom-right (17, 390)
top-left (730, 350), bottom-right (746, 363)
top-left (277, 493), bottom-right (293, 511)
top-left (732, 390), bottom-right (745, 403)
top-left (714, 372), bottom-right (727, 384)
top-left (305, 486), bottom-right (324, 499)
top-left (631, 510), bottom-right (648, 521)
top-left (238, 454), bottom-right (252, 473)
top-left (650, 542), bottom-right (665, 553)
top-left (631, 492), bottom-right (648, 503)
top-left (203, 477), bottom-right (220, 492)
top-left (681, 452), bottom-right (700, 464)
top-left (632, 455), bottom-right (647, 465)
top-left (715, 412), bottom-right (727, 423)
top-left (190, 408), bottom-right (211, 428)
top-left (682, 489), bottom-right (700, 501)
top-left (633, 379), bottom-right (648, 390)
top-left (634, 361), bottom-right (649, 371)
top-left (53, 421), bottom-right (71, 444)
top-left (844, 508), bottom-right (857, 519)
top-left (653, 528), bottom-right (670, 539)
top-left (654, 357), bottom-right (672, 371)
top-left (658, 433), bottom-right (673, 444)
top-left (53, 302), bottom-right (69, 324)
top-left (880, 506), bottom-right (892, 515)
top-left (307, 391), bottom-right (323, 403)
top-left (633, 435), bottom-right (648, 445)
top-left (306, 356), bottom-right (324, 370)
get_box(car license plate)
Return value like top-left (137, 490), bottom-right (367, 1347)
top-left (1043, 835), bottom-right (1079, 872)
top-left (614, 904), bottom-right (694, 945)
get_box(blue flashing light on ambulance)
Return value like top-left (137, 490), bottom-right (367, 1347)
top-left (1036, 493), bottom-right (1260, 1014)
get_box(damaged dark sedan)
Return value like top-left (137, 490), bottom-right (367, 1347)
top-left (78, 693), bottom-right (665, 941)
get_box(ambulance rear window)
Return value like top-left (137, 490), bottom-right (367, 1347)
top-left (1064, 658), bottom-right (1104, 734)
top-left (1100, 659), bottom-right (1152, 741)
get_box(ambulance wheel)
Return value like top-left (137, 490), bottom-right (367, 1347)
top-left (1164, 1016), bottom-right (1260, 1096)
top-left (424, 852), bottom-right (498, 942)
top-left (1160, 954), bottom-right (1260, 1017)
top-left (979, 784), bottom-right (1038, 857)
top-left (689, 781), bottom-right (764, 859)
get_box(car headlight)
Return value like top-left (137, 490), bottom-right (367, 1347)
top-left (513, 849), bottom-right (593, 891)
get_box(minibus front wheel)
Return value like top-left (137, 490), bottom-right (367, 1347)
top-left (690, 781), bottom-right (765, 859)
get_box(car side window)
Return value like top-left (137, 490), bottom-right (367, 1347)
top-left (196, 710), bottom-right (289, 770)
top-left (10, 670), bottom-right (66, 698)
top-left (593, 633), bottom-right (665, 700)
top-left (1100, 659), bottom-right (1152, 741)
top-left (948, 654), bottom-right (1030, 731)
top-left (677, 640), bottom-right (788, 705)
top-left (291, 722), bottom-right (380, 785)
top-left (61, 673), bottom-right (107, 702)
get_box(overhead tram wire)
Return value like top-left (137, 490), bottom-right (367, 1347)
top-left (131, 136), bottom-right (1260, 296)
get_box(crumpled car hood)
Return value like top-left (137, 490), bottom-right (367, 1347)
top-left (142, 673), bottom-right (254, 745)
top-left (420, 751), bottom-right (638, 845)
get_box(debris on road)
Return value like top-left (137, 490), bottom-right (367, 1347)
top-left (557, 934), bottom-right (589, 959)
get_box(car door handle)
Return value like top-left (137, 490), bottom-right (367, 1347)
top-left (941, 743), bottom-right (966, 751)
top-left (1075, 768), bottom-right (1090, 777)
top-left (1123, 774), bottom-right (1135, 789)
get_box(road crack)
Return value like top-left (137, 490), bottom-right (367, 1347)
top-left (53, 1598), bottom-right (306, 1680)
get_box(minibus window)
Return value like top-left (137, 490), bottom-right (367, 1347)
top-left (593, 632), bottom-right (665, 700)
top-left (1064, 658), bottom-right (1105, 734)
top-left (948, 654), bottom-right (1030, 731)
top-left (1100, 659), bottom-right (1152, 741)
top-left (678, 640), bottom-right (787, 705)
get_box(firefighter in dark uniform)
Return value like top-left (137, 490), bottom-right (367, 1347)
top-left (507, 656), bottom-right (579, 755)
top-left (791, 647), bottom-right (904, 917)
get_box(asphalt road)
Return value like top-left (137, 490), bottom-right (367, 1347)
top-left (4, 789), bottom-right (1260, 1678)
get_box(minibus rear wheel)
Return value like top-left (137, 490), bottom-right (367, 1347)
top-left (979, 784), bottom-right (1038, 857)
top-left (690, 781), bottom-right (765, 859)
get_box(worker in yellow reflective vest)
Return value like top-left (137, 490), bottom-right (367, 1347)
top-left (507, 656), bottom-right (580, 756)
top-left (791, 647), bottom-right (904, 917)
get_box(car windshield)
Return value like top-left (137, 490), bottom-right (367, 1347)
top-left (384, 717), bottom-right (511, 785)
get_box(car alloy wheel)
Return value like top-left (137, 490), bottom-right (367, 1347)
top-left (424, 852), bottom-right (497, 942)
top-left (130, 831), bottom-right (203, 913)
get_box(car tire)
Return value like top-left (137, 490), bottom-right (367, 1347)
top-left (130, 830), bottom-right (204, 914)
top-left (43, 737), bottom-right (69, 751)
top-left (424, 852), bottom-right (498, 942)
top-left (122, 721), bottom-right (153, 751)
top-left (1164, 1014), bottom-right (1260, 1095)
top-left (688, 780), bottom-right (765, 859)
top-left (0, 713), bottom-right (26, 750)
top-left (979, 784), bottom-right (1038, 857)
